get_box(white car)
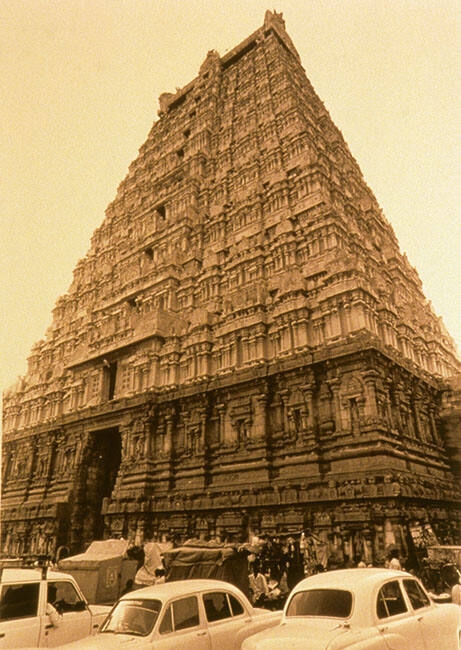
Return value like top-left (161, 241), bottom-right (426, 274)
top-left (0, 566), bottom-right (111, 648)
top-left (35, 578), bottom-right (282, 649)
top-left (242, 568), bottom-right (461, 650)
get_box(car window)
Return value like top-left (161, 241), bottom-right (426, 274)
top-left (173, 596), bottom-right (200, 630)
top-left (403, 579), bottom-right (430, 610)
top-left (286, 589), bottom-right (352, 618)
top-left (0, 582), bottom-right (40, 620)
top-left (49, 581), bottom-right (85, 613)
top-left (376, 581), bottom-right (407, 619)
top-left (100, 598), bottom-right (162, 636)
top-left (203, 592), bottom-right (232, 622)
top-left (229, 593), bottom-right (245, 616)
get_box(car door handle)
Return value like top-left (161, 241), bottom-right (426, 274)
top-left (45, 624), bottom-right (54, 629)
top-left (0, 633), bottom-right (5, 638)
top-left (197, 630), bottom-right (207, 636)
top-left (378, 625), bottom-right (388, 632)
top-left (417, 615), bottom-right (424, 621)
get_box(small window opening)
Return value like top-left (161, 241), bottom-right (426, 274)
top-left (183, 129), bottom-right (190, 139)
top-left (293, 408), bottom-right (301, 431)
top-left (104, 361), bottom-right (117, 401)
top-left (128, 297), bottom-right (137, 309)
top-left (145, 247), bottom-right (153, 260)
top-left (177, 148), bottom-right (184, 159)
top-left (189, 110), bottom-right (196, 119)
top-left (349, 397), bottom-right (359, 432)
top-left (157, 205), bottom-right (166, 220)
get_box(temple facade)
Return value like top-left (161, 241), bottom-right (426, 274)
top-left (2, 11), bottom-right (460, 564)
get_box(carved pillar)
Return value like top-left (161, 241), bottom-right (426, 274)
top-left (384, 380), bottom-right (395, 430)
top-left (428, 406), bottom-right (441, 445)
top-left (327, 378), bottom-right (341, 432)
top-left (393, 384), bottom-right (404, 432)
top-left (411, 395), bottom-right (424, 441)
top-left (254, 393), bottom-right (267, 439)
top-left (216, 403), bottom-right (226, 442)
top-left (164, 414), bottom-right (173, 455)
top-left (401, 387), bottom-right (416, 438)
top-left (300, 384), bottom-right (315, 430)
top-left (143, 421), bottom-right (151, 457)
top-left (120, 425), bottom-right (131, 463)
top-left (280, 389), bottom-right (289, 434)
top-left (199, 409), bottom-right (207, 451)
top-left (363, 371), bottom-right (379, 419)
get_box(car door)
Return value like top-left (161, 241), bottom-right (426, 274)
top-left (402, 577), bottom-right (455, 650)
top-left (375, 579), bottom-right (426, 650)
top-left (45, 580), bottom-right (91, 647)
top-left (155, 595), bottom-right (211, 650)
top-left (0, 581), bottom-right (42, 647)
top-left (202, 590), bottom-right (249, 649)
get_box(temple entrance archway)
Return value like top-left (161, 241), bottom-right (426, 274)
top-left (71, 427), bottom-right (121, 552)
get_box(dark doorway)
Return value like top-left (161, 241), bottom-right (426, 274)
top-left (105, 362), bottom-right (118, 401)
top-left (72, 427), bottom-right (121, 550)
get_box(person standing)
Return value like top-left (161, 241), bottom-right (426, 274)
top-left (451, 576), bottom-right (461, 606)
top-left (249, 561), bottom-right (268, 607)
top-left (388, 550), bottom-right (402, 571)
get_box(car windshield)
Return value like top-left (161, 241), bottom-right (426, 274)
top-left (286, 589), bottom-right (353, 619)
top-left (100, 598), bottom-right (162, 636)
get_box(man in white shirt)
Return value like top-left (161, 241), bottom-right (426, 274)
top-left (46, 584), bottom-right (62, 627)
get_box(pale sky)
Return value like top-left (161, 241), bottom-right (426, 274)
top-left (1, 0), bottom-right (460, 398)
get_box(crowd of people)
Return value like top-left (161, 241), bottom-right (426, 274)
top-left (245, 535), bottom-right (461, 609)
top-left (121, 532), bottom-right (461, 610)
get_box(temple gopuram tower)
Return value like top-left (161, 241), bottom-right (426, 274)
top-left (2, 11), bottom-right (460, 562)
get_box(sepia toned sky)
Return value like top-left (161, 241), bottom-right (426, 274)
top-left (1, 0), bottom-right (460, 399)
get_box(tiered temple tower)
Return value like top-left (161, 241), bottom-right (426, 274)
top-left (2, 11), bottom-right (460, 562)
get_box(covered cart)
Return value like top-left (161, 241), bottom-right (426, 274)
top-left (162, 539), bottom-right (253, 598)
top-left (58, 539), bottom-right (137, 604)
top-left (427, 545), bottom-right (461, 568)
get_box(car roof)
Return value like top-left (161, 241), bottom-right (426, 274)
top-left (0, 568), bottom-right (73, 583)
top-left (291, 568), bottom-right (412, 592)
top-left (120, 579), bottom-right (243, 601)
top-left (285, 569), bottom-right (417, 627)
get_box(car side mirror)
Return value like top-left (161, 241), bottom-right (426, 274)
top-left (74, 600), bottom-right (87, 611)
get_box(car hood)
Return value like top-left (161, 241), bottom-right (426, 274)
top-left (42, 632), bottom-right (151, 649)
top-left (242, 619), bottom-right (350, 650)
top-left (88, 604), bottom-right (113, 616)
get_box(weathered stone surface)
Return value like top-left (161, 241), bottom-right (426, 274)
top-left (2, 11), bottom-right (460, 560)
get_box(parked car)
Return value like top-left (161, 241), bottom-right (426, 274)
top-left (241, 568), bottom-right (461, 650)
top-left (31, 578), bottom-right (282, 649)
top-left (0, 566), bottom-right (111, 648)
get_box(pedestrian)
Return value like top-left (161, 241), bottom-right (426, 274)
top-left (451, 575), bottom-right (461, 606)
top-left (249, 561), bottom-right (268, 607)
top-left (388, 550), bottom-right (402, 571)
top-left (266, 570), bottom-right (282, 610)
